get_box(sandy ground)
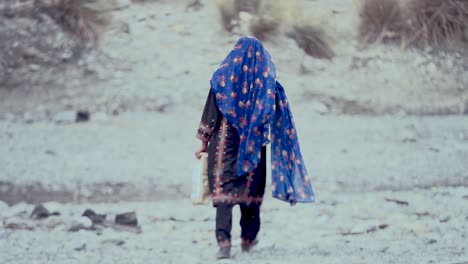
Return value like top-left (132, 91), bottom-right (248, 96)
top-left (1, 111), bottom-right (468, 203)
top-left (1, 0), bottom-right (467, 120)
top-left (1, 112), bottom-right (468, 263)
top-left (1, 189), bottom-right (467, 264)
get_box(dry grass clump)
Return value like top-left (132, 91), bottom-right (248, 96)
top-left (214, 0), bottom-right (293, 35)
top-left (249, 16), bottom-right (279, 41)
top-left (234, 0), bottom-right (260, 14)
top-left (286, 25), bottom-right (335, 60)
top-left (214, 0), bottom-right (334, 59)
top-left (37, 0), bottom-right (114, 43)
top-left (247, 0), bottom-right (284, 41)
top-left (358, 0), bottom-right (405, 46)
top-left (406, 0), bottom-right (468, 50)
top-left (214, 0), bottom-right (239, 32)
top-left (359, 0), bottom-right (468, 51)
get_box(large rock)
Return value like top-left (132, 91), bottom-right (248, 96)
top-left (82, 209), bottom-right (106, 225)
top-left (30, 204), bottom-right (51, 219)
top-left (115, 212), bottom-right (138, 226)
top-left (0, 9), bottom-right (85, 88)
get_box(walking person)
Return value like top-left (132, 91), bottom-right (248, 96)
top-left (195, 36), bottom-right (314, 259)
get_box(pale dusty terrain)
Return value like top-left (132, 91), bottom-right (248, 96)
top-left (1, 112), bottom-right (468, 263)
top-left (1, 189), bottom-right (467, 264)
top-left (0, 0), bottom-right (467, 263)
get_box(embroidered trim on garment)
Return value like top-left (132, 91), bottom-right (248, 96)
top-left (242, 171), bottom-right (254, 202)
top-left (196, 121), bottom-right (215, 142)
top-left (212, 194), bottom-right (263, 205)
top-left (213, 118), bottom-right (228, 198)
top-left (212, 118), bottom-right (264, 205)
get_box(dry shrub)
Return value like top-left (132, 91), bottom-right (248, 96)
top-left (358, 0), bottom-right (406, 46)
top-left (213, 0), bottom-right (334, 59)
top-left (213, 0), bottom-right (239, 32)
top-left (359, 0), bottom-right (468, 51)
top-left (286, 25), bottom-right (334, 60)
top-left (248, 0), bottom-right (283, 41)
top-left (38, 0), bottom-right (114, 43)
top-left (234, 0), bottom-right (260, 14)
top-left (213, 0), bottom-right (287, 35)
top-left (406, 0), bottom-right (468, 50)
top-left (249, 16), bottom-right (279, 41)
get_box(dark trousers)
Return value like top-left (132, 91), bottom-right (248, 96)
top-left (215, 203), bottom-right (261, 247)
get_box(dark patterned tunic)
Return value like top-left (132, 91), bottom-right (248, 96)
top-left (197, 91), bottom-right (266, 207)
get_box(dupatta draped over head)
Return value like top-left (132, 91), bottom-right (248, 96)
top-left (210, 36), bottom-right (314, 204)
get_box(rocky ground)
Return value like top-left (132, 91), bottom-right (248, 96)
top-left (1, 0), bottom-right (467, 263)
top-left (1, 0), bottom-right (467, 121)
top-left (1, 112), bottom-right (468, 204)
top-left (1, 112), bottom-right (467, 263)
top-left (1, 189), bottom-right (467, 264)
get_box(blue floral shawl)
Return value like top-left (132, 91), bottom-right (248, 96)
top-left (210, 36), bottom-right (314, 204)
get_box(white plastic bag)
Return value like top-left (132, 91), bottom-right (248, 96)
top-left (191, 153), bottom-right (210, 205)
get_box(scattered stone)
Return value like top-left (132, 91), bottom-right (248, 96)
top-left (74, 244), bottom-right (87, 251)
top-left (31, 204), bottom-right (51, 219)
top-left (427, 239), bottom-right (437, 245)
top-left (68, 224), bottom-right (86, 232)
top-left (118, 22), bottom-right (131, 34)
top-left (102, 239), bottom-right (125, 246)
top-left (68, 216), bottom-right (94, 232)
top-left (429, 147), bottom-right (440, 153)
top-left (414, 211), bottom-right (431, 218)
top-left (45, 150), bottom-right (56, 156)
top-left (4, 222), bottom-right (34, 231)
top-left (82, 209), bottom-right (106, 225)
top-left (169, 216), bottom-right (183, 222)
top-left (136, 13), bottom-right (147, 22)
top-left (185, 0), bottom-right (203, 11)
top-left (385, 198), bottom-right (409, 206)
top-left (401, 131), bottom-right (417, 143)
top-left (76, 110), bottom-right (90, 122)
top-left (77, 216), bottom-right (93, 228)
top-left (115, 212), bottom-right (138, 226)
top-left (380, 247), bottom-right (389, 253)
top-left (439, 216), bottom-right (451, 223)
top-left (341, 224), bottom-right (389, 236)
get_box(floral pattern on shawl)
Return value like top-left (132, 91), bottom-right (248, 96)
top-left (210, 36), bottom-right (314, 204)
